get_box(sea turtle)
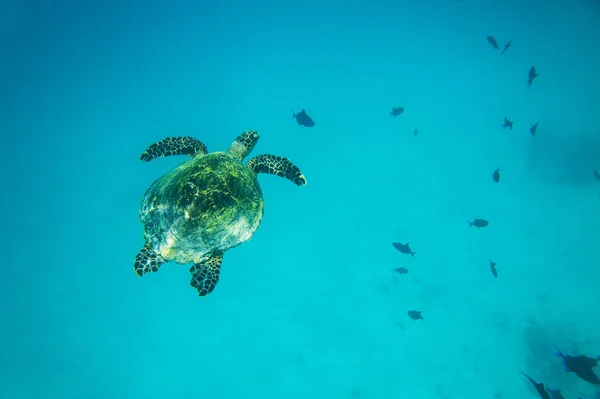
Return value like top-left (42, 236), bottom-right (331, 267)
top-left (134, 130), bottom-right (306, 297)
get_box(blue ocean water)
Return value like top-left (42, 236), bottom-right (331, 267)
top-left (2, 0), bottom-right (600, 397)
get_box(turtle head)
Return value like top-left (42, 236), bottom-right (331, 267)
top-left (228, 130), bottom-right (260, 160)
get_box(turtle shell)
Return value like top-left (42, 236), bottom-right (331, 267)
top-left (139, 151), bottom-right (264, 264)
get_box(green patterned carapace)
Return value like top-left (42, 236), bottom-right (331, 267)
top-left (134, 131), bottom-right (306, 297)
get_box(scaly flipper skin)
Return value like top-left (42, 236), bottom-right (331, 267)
top-left (134, 241), bottom-right (166, 276)
top-left (246, 154), bottom-right (307, 186)
top-left (190, 252), bottom-right (223, 297)
top-left (140, 137), bottom-right (208, 162)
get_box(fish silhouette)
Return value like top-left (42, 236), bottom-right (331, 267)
top-left (493, 167), bottom-right (501, 183)
top-left (528, 66), bottom-right (540, 87)
top-left (520, 371), bottom-right (552, 399)
top-left (407, 310), bottom-right (424, 322)
top-left (392, 242), bottom-right (415, 256)
top-left (390, 107), bottom-right (404, 117)
top-left (530, 122), bottom-right (539, 136)
top-left (500, 40), bottom-right (511, 55)
top-left (469, 218), bottom-right (489, 228)
top-left (553, 346), bottom-right (600, 384)
top-left (489, 260), bottom-right (498, 278)
top-left (486, 36), bottom-right (499, 50)
top-left (290, 109), bottom-right (315, 127)
top-left (392, 267), bottom-right (409, 275)
top-left (501, 117), bottom-right (513, 130)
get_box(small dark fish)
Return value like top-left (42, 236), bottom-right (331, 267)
top-left (553, 346), bottom-right (600, 385)
top-left (407, 310), bottom-right (424, 322)
top-left (555, 347), bottom-right (599, 369)
top-left (520, 371), bottom-right (552, 399)
top-left (528, 66), bottom-right (539, 87)
top-left (469, 218), bottom-right (489, 228)
top-left (392, 242), bottom-right (415, 256)
top-left (290, 109), bottom-right (315, 127)
top-left (489, 260), bottom-right (498, 278)
top-left (390, 107), bottom-right (404, 117)
top-left (530, 122), bottom-right (539, 136)
top-left (594, 168), bottom-right (600, 181)
top-left (500, 40), bottom-right (511, 55)
top-left (486, 36), bottom-right (499, 50)
top-left (501, 117), bottom-right (513, 130)
top-left (493, 167), bottom-right (501, 183)
top-left (392, 267), bottom-right (409, 275)
top-left (413, 127), bottom-right (418, 136)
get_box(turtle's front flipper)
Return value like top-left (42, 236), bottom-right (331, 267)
top-left (247, 154), bottom-right (307, 186)
top-left (189, 252), bottom-right (223, 297)
top-left (134, 241), bottom-right (165, 276)
top-left (140, 137), bottom-right (208, 162)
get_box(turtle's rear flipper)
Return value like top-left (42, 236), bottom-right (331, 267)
top-left (134, 242), bottom-right (165, 276)
top-left (247, 154), bottom-right (307, 186)
top-left (140, 137), bottom-right (208, 162)
top-left (190, 252), bottom-right (223, 297)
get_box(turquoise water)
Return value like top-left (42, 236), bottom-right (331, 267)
top-left (2, 0), bottom-right (600, 398)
